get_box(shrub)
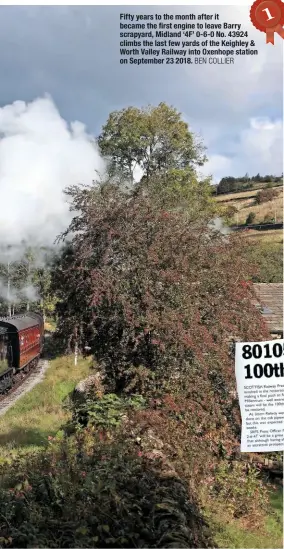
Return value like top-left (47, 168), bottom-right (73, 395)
top-left (225, 205), bottom-right (238, 219)
top-left (53, 182), bottom-right (269, 397)
top-left (0, 398), bottom-right (271, 548)
top-left (212, 461), bottom-right (268, 518)
top-left (263, 213), bottom-right (274, 224)
top-left (255, 188), bottom-right (278, 205)
top-left (245, 212), bottom-right (256, 225)
top-left (67, 392), bottom-right (146, 429)
top-left (0, 430), bottom-right (213, 548)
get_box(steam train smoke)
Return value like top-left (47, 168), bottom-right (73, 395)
top-left (0, 95), bottom-right (105, 253)
top-left (0, 279), bottom-right (39, 304)
top-left (0, 278), bottom-right (18, 303)
top-left (0, 95), bottom-right (105, 311)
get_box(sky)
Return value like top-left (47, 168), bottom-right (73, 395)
top-left (0, 4), bottom-right (282, 187)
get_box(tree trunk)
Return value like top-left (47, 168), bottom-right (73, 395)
top-left (74, 341), bottom-right (78, 366)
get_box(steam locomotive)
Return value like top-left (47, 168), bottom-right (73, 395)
top-left (0, 312), bottom-right (44, 394)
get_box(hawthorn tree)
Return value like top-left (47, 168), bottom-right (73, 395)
top-left (53, 180), bottom-right (268, 404)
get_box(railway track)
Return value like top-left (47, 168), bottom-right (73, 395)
top-left (0, 359), bottom-right (49, 417)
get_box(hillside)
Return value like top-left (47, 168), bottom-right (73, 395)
top-left (215, 178), bottom-right (282, 196)
top-left (216, 186), bottom-right (283, 228)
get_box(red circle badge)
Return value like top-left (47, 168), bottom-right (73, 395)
top-left (250, 0), bottom-right (284, 44)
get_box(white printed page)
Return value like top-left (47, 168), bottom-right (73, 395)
top-left (235, 340), bottom-right (284, 452)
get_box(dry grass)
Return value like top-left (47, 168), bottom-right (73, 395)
top-left (215, 183), bottom-right (282, 203)
top-left (216, 187), bottom-right (283, 225)
top-left (236, 191), bottom-right (283, 224)
top-left (215, 188), bottom-right (262, 202)
top-left (242, 229), bottom-right (283, 244)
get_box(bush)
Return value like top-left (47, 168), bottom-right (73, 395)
top-left (255, 188), bottom-right (278, 205)
top-left (0, 428), bottom-right (213, 548)
top-left (67, 392), bottom-right (146, 429)
top-left (53, 182), bottom-right (269, 397)
top-left (0, 395), bottom-right (271, 548)
top-left (245, 212), bottom-right (256, 225)
top-left (212, 461), bottom-right (268, 518)
top-left (225, 205), bottom-right (238, 219)
top-left (47, 181), bottom-right (273, 546)
top-left (263, 213), bottom-right (274, 224)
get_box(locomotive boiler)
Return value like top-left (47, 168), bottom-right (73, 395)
top-left (0, 312), bottom-right (44, 393)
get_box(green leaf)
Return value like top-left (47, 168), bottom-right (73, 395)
top-left (76, 526), bottom-right (88, 535)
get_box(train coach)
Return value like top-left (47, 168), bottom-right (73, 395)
top-left (0, 312), bottom-right (44, 394)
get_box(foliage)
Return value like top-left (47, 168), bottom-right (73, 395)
top-left (32, 267), bottom-right (57, 318)
top-left (211, 461), bottom-right (268, 518)
top-left (0, 430), bottom-right (213, 548)
top-left (224, 204), bottom-right (238, 220)
top-left (217, 174), bottom-right (282, 195)
top-left (0, 339), bottom-right (280, 549)
top-left (262, 213), bottom-right (274, 224)
top-left (245, 212), bottom-right (256, 225)
top-left (98, 103), bottom-right (207, 182)
top-left (255, 188), bottom-right (279, 205)
top-left (53, 180), bottom-right (268, 396)
top-left (0, 384), bottom-right (279, 549)
top-left (68, 392), bottom-right (146, 430)
top-left (0, 245), bottom-right (55, 317)
top-left (134, 168), bottom-right (218, 220)
top-left (204, 486), bottom-right (283, 549)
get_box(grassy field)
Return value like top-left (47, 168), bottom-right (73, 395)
top-left (0, 354), bottom-right (92, 454)
top-left (216, 187), bottom-right (283, 225)
top-left (216, 188), bottom-right (263, 202)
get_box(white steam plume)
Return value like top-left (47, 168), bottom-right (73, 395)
top-left (0, 95), bottom-right (105, 253)
top-left (0, 278), bottom-right (18, 303)
top-left (0, 280), bottom-right (40, 304)
top-left (21, 285), bottom-right (40, 302)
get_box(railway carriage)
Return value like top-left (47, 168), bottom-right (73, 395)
top-left (0, 312), bottom-right (44, 394)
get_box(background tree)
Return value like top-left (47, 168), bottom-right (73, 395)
top-left (98, 102), bottom-right (207, 183)
top-left (0, 245), bottom-right (55, 317)
top-left (217, 174), bottom-right (282, 195)
top-left (135, 167), bottom-right (218, 221)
